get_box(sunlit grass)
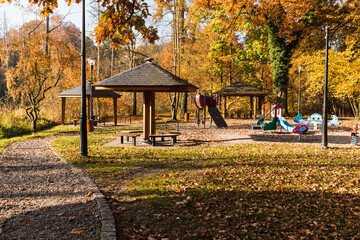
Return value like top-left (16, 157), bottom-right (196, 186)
top-left (52, 135), bottom-right (360, 239)
top-left (0, 125), bottom-right (76, 153)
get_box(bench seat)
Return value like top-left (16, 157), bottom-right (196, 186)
top-left (149, 133), bottom-right (179, 146)
top-left (118, 131), bottom-right (142, 146)
top-left (71, 119), bottom-right (80, 126)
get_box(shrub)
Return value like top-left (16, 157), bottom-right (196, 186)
top-left (0, 108), bottom-right (56, 138)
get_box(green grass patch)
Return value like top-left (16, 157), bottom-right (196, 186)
top-left (0, 125), bottom-right (77, 153)
top-left (51, 138), bottom-right (360, 239)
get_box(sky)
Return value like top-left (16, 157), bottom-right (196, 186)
top-left (2, 0), bottom-right (95, 33)
top-left (1, 0), bottom-right (171, 42)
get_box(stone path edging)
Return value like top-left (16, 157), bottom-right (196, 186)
top-left (48, 141), bottom-right (117, 240)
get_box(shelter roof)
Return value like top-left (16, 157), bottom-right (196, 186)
top-left (57, 82), bottom-right (121, 98)
top-left (213, 81), bottom-right (268, 97)
top-left (94, 59), bottom-right (198, 92)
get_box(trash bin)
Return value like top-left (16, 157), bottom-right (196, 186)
top-left (184, 112), bottom-right (189, 121)
top-left (87, 120), bottom-right (94, 132)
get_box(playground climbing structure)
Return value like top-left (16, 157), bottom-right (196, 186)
top-left (194, 94), bottom-right (227, 128)
top-left (263, 103), bottom-right (309, 135)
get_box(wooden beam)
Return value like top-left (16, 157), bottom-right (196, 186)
top-left (61, 97), bottom-right (66, 125)
top-left (96, 85), bottom-right (198, 92)
top-left (250, 96), bottom-right (253, 118)
top-left (143, 91), bottom-right (151, 140)
top-left (113, 97), bottom-right (117, 126)
top-left (253, 97), bottom-right (257, 118)
top-left (149, 91), bottom-right (156, 135)
top-left (223, 96), bottom-right (227, 118)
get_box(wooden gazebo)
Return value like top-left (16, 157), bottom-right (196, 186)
top-left (94, 58), bottom-right (198, 141)
top-left (58, 82), bottom-right (121, 125)
top-left (213, 81), bottom-right (268, 118)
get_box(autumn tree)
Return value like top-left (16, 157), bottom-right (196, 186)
top-left (190, 0), bottom-right (351, 114)
top-left (5, 18), bottom-right (79, 132)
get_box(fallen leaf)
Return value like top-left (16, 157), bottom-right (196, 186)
top-left (51, 226), bottom-right (61, 231)
top-left (86, 192), bottom-right (93, 197)
top-left (70, 227), bottom-right (86, 234)
top-left (56, 213), bottom-right (64, 216)
top-left (66, 216), bottom-right (76, 221)
top-left (82, 210), bottom-right (92, 216)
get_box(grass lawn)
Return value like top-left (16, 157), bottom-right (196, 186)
top-left (52, 135), bottom-right (360, 239)
top-left (0, 125), bottom-right (78, 153)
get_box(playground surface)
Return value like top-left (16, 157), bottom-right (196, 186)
top-left (105, 118), bottom-right (357, 148)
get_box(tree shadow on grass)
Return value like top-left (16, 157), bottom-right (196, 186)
top-left (108, 189), bottom-right (360, 239)
top-left (0, 202), bottom-right (101, 240)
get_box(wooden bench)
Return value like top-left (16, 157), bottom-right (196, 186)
top-left (149, 133), bottom-right (179, 146)
top-left (95, 120), bottom-right (106, 126)
top-left (72, 119), bottom-right (79, 126)
top-left (158, 130), bottom-right (181, 135)
top-left (118, 130), bottom-right (142, 146)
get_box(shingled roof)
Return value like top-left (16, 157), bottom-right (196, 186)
top-left (94, 59), bottom-right (198, 92)
top-left (213, 81), bottom-right (268, 97)
top-left (58, 82), bottom-right (121, 98)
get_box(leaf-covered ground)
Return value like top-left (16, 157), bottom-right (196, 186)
top-left (52, 135), bottom-right (360, 239)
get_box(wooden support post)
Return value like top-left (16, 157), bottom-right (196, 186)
top-left (143, 91), bottom-right (151, 140)
top-left (223, 96), bottom-right (227, 118)
top-left (113, 98), bottom-right (118, 126)
top-left (149, 91), bottom-right (156, 135)
top-left (61, 97), bottom-right (66, 125)
top-left (249, 97), bottom-right (253, 118)
top-left (253, 97), bottom-right (257, 118)
top-left (259, 96), bottom-right (265, 116)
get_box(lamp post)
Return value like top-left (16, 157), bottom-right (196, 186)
top-left (298, 65), bottom-right (302, 115)
top-left (322, 26), bottom-right (329, 149)
top-left (80, 0), bottom-right (87, 156)
top-left (87, 58), bottom-right (96, 121)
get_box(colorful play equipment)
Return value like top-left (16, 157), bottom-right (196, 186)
top-left (296, 113), bottom-right (341, 128)
top-left (194, 93), bottom-right (227, 128)
top-left (350, 124), bottom-right (358, 145)
top-left (262, 103), bottom-right (309, 136)
top-left (306, 113), bottom-right (323, 130)
top-left (329, 115), bottom-right (341, 126)
top-left (294, 114), bottom-right (311, 125)
top-left (251, 114), bottom-right (264, 130)
top-left (252, 102), bottom-right (272, 130)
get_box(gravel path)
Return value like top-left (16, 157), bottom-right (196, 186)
top-left (0, 138), bottom-right (101, 240)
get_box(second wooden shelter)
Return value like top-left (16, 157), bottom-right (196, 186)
top-left (58, 82), bottom-right (121, 125)
top-left (213, 81), bottom-right (268, 118)
top-left (94, 58), bottom-right (198, 141)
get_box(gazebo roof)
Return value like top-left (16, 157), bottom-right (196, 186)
top-left (57, 82), bottom-right (121, 98)
top-left (94, 59), bottom-right (198, 92)
top-left (213, 81), bottom-right (268, 97)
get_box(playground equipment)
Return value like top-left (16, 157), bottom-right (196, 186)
top-left (251, 114), bottom-right (264, 130)
top-left (252, 102), bottom-right (272, 130)
top-left (329, 115), bottom-right (341, 126)
top-left (307, 113), bottom-right (323, 130)
top-left (294, 114), bottom-right (311, 125)
top-left (262, 103), bottom-right (309, 136)
top-left (350, 124), bottom-right (358, 145)
top-left (194, 94), bottom-right (227, 128)
top-left (297, 113), bottom-right (341, 129)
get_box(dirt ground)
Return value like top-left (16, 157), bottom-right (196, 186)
top-left (105, 117), bottom-right (360, 148)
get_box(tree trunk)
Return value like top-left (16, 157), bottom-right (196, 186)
top-left (31, 119), bottom-right (37, 133)
top-left (45, 16), bottom-right (49, 55)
